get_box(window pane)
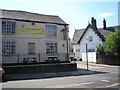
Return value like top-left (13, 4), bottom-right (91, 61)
top-left (2, 41), bottom-right (16, 55)
top-left (46, 42), bottom-right (57, 54)
top-left (2, 21), bottom-right (16, 34)
top-left (46, 25), bottom-right (57, 37)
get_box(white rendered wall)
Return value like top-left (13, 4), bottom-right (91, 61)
top-left (73, 44), bottom-right (81, 60)
top-left (2, 19), bottom-right (68, 63)
top-left (80, 28), bottom-right (104, 62)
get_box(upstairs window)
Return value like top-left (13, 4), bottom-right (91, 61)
top-left (2, 41), bottom-right (16, 55)
top-left (89, 36), bottom-right (93, 42)
top-left (46, 25), bottom-right (57, 37)
top-left (2, 21), bottom-right (16, 34)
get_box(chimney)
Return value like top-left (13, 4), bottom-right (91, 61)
top-left (91, 17), bottom-right (97, 29)
top-left (103, 18), bottom-right (106, 30)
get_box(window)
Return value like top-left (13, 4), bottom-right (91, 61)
top-left (87, 49), bottom-right (95, 52)
top-left (28, 43), bottom-right (35, 54)
top-left (2, 41), bottom-right (16, 55)
top-left (2, 21), bottom-right (16, 34)
top-left (76, 49), bottom-right (80, 52)
top-left (46, 42), bottom-right (57, 54)
top-left (46, 25), bottom-right (57, 37)
top-left (89, 36), bottom-right (93, 42)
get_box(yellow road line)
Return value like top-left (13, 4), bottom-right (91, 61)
top-left (107, 82), bottom-right (120, 87)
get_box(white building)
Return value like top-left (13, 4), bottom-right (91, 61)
top-left (72, 17), bottom-right (120, 62)
top-left (0, 9), bottom-right (69, 64)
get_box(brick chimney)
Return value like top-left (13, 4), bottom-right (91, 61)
top-left (91, 17), bottom-right (97, 29)
top-left (103, 18), bottom-right (106, 30)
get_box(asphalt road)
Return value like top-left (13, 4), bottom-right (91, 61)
top-left (1, 61), bottom-right (120, 89)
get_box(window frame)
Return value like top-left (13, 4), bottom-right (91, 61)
top-left (88, 36), bottom-right (93, 42)
top-left (46, 25), bottom-right (57, 37)
top-left (2, 41), bottom-right (16, 55)
top-left (2, 21), bottom-right (16, 35)
top-left (46, 42), bottom-right (57, 54)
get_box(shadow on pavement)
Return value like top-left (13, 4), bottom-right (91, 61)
top-left (2, 68), bottom-right (108, 82)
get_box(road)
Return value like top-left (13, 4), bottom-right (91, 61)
top-left (1, 61), bottom-right (120, 89)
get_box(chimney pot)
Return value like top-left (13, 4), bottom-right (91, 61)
top-left (103, 18), bottom-right (106, 30)
top-left (91, 17), bottom-right (97, 29)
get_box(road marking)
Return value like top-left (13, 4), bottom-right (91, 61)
top-left (96, 86), bottom-right (108, 88)
top-left (96, 82), bottom-right (120, 88)
top-left (47, 82), bottom-right (94, 88)
top-left (100, 79), bottom-right (109, 82)
top-left (107, 82), bottom-right (120, 87)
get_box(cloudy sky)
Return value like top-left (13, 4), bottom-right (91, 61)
top-left (0, 0), bottom-right (119, 39)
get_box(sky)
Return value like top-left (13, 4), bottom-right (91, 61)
top-left (0, 0), bottom-right (119, 39)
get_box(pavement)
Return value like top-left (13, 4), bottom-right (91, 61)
top-left (76, 61), bottom-right (116, 67)
top-left (3, 61), bottom-right (114, 82)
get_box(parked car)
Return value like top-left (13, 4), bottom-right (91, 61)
top-left (0, 67), bottom-right (5, 82)
top-left (69, 52), bottom-right (76, 61)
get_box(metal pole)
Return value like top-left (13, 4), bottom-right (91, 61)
top-left (18, 54), bottom-right (19, 63)
top-left (39, 53), bottom-right (40, 63)
top-left (66, 38), bottom-right (69, 61)
top-left (86, 43), bottom-right (89, 70)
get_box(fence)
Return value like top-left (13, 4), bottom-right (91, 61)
top-left (96, 55), bottom-right (120, 65)
top-left (2, 53), bottom-right (68, 64)
top-left (82, 52), bottom-right (96, 62)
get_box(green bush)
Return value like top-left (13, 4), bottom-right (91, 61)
top-left (105, 30), bottom-right (120, 56)
top-left (96, 44), bottom-right (105, 55)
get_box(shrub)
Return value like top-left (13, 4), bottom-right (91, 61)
top-left (96, 44), bottom-right (105, 56)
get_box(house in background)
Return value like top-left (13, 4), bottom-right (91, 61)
top-left (0, 9), bottom-right (69, 64)
top-left (72, 17), bottom-right (120, 62)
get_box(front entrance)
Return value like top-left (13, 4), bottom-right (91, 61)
top-left (28, 43), bottom-right (35, 54)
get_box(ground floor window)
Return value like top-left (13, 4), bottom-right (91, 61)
top-left (2, 41), bottom-right (16, 55)
top-left (87, 49), bottom-right (95, 52)
top-left (76, 49), bottom-right (80, 52)
top-left (46, 42), bottom-right (57, 54)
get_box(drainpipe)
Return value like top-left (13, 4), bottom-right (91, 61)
top-left (65, 25), bottom-right (69, 61)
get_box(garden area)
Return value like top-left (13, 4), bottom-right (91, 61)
top-left (96, 29), bottom-right (120, 65)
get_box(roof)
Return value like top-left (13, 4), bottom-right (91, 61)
top-left (71, 29), bottom-right (85, 44)
top-left (72, 24), bottom-right (120, 44)
top-left (0, 9), bottom-right (68, 25)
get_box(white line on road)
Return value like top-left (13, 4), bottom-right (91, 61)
top-left (46, 82), bottom-right (94, 88)
top-left (100, 79), bottom-right (109, 82)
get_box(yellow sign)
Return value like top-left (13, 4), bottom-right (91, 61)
top-left (17, 27), bottom-right (44, 34)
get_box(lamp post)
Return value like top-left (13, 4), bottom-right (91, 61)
top-left (86, 43), bottom-right (89, 70)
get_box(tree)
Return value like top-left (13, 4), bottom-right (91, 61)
top-left (96, 44), bottom-right (105, 55)
top-left (105, 30), bottom-right (120, 56)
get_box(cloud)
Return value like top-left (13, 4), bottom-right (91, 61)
top-left (98, 13), bottom-right (115, 18)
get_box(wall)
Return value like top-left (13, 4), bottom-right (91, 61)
top-left (2, 19), bottom-right (68, 63)
top-left (80, 28), bottom-right (103, 62)
top-left (82, 52), bottom-right (96, 62)
top-left (3, 63), bottom-right (77, 73)
top-left (97, 55), bottom-right (120, 65)
top-left (73, 44), bottom-right (80, 60)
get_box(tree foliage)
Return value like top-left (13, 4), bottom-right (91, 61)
top-left (105, 30), bottom-right (120, 56)
top-left (96, 44), bottom-right (105, 55)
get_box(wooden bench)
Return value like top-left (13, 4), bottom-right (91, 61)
top-left (23, 57), bottom-right (37, 63)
